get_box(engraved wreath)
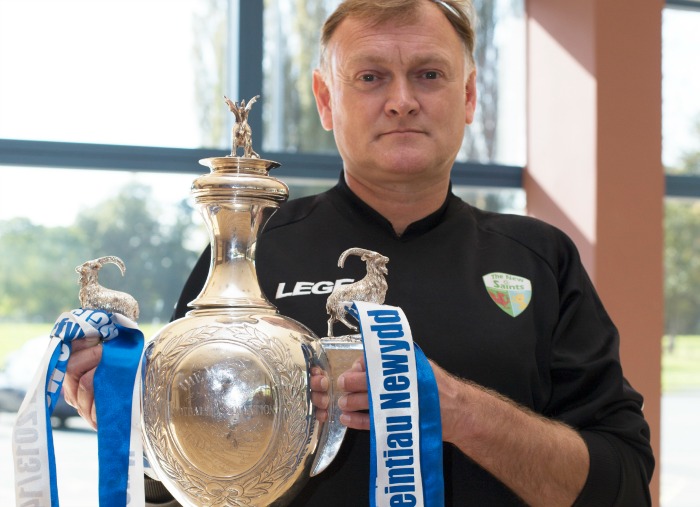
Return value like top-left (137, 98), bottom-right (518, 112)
top-left (143, 323), bottom-right (311, 507)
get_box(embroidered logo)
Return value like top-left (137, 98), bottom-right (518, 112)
top-left (482, 272), bottom-right (532, 317)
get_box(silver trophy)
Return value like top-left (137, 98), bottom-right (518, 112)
top-left (139, 96), bottom-right (388, 507)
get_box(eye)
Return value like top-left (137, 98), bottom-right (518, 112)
top-left (360, 74), bottom-right (377, 82)
top-left (423, 71), bottom-right (440, 80)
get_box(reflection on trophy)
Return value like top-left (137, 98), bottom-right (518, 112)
top-left (140, 96), bottom-right (384, 507)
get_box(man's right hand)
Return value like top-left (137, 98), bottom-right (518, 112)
top-left (63, 338), bottom-right (102, 430)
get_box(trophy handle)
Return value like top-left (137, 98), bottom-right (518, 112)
top-left (310, 335), bottom-right (364, 476)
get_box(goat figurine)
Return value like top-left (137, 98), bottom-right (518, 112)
top-left (224, 95), bottom-right (260, 159)
top-left (75, 256), bottom-right (139, 321)
top-left (326, 248), bottom-right (389, 336)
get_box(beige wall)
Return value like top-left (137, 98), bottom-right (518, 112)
top-left (525, 0), bottom-right (664, 504)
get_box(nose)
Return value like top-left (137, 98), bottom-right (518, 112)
top-left (384, 77), bottom-right (419, 117)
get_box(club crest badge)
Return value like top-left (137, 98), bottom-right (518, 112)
top-left (482, 272), bottom-right (532, 317)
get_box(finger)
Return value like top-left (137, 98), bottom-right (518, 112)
top-left (69, 336), bottom-right (101, 353)
top-left (312, 390), bottom-right (330, 411)
top-left (310, 367), bottom-right (329, 393)
top-left (339, 411), bottom-right (370, 431)
top-left (64, 344), bottom-right (102, 430)
top-left (338, 392), bottom-right (369, 412)
top-left (337, 370), bottom-right (367, 393)
top-left (90, 399), bottom-right (97, 429)
top-left (76, 368), bottom-right (97, 430)
top-left (350, 357), bottom-right (366, 372)
top-left (314, 407), bottom-right (329, 424)
top-left (310, 367), bottom-right (330, 422)
top-left (63, 344), bottom-right (102, 407)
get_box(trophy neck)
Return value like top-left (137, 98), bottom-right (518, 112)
top-left (188, 156), bottom-right (287, 311)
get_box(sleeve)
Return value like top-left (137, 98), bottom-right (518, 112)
top-left (543, 233), bottom-right (654, 506)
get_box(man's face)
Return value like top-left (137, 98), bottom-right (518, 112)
top-left (313, 1), bottom-right (477, 189)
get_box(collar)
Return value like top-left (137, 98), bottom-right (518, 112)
top-left (331, 172), bottom-right (454, 240)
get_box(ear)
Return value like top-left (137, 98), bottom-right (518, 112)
top-left (464, 68), bottom-right (477, 125)
top-left (313, 69), bottom-right (334, 131)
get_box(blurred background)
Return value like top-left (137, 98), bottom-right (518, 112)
top-left (1, 1), bottom-right (698, 505)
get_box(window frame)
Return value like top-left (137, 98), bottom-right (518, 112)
top-left (6, 1), bottom-right (697, 194)
top-left (0, 1), bottom-right (522, 189)
top-left (664, 0), bottom-right (700, 197)
top-left (2, 2), bottom-right (698, 194)
top-left (666, 0), bottom-right (700, 9)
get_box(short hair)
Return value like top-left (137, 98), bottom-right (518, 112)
top-left (319, 0), bottom-right (477, 70)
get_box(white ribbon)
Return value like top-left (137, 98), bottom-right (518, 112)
top-left (12, 309), bottom-right (145, 507)
top-left (352, 301), bottom-right (446, 507)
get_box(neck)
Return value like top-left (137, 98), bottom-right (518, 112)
top-left (344, 171), bottom-right (449, 235)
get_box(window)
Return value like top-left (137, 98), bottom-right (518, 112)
top-left (0, 166), bottom-right (205, 324)
top-left (661, 2), bottom-right (700, 505)
top-left (0, 0), bottom-right (229, 149)
top-left (261, 0), bottom-right (526, 167)
top-left (663, 5), bottom-right (700, 175)
top-left (0, 2), bottom-right (525, 504)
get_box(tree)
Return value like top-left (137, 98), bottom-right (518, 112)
top-left (262, 0), bottom-right (337, 153)
top-left (189, 1), bottom-right (508, 159)
top-left (667, 120), bottom-right (700, 175)
top-left (0, 183), bottom-right (201, 324)
top-left (74, 183), bottom-right (200, 323)
top-left (461, 0), bottom-right (500, 162)
top-left (192, 0), bottom-right (229, 148)
top-left (664, 200), bottom-right (700, 338)
top-left (0, 218), bottom-right (90, 320)
top-left (664, 117), bottom-right (700, 338)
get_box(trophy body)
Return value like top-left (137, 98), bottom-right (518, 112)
top-left (143, 311), bottom-right (322, 506)
top-left (141, 99), bottom-right (362, 507)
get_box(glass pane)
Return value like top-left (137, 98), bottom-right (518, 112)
top-left (662, 8), bottom-right (700, 504)
top-left (0, 166), bottom-right (212, 505)
top-left (0, 404), bottom-right (98, 505)
top-left (285, 176), bottom-right (336, 199)
top-left (0, 167), bottom-right (207, 326)
top-left (280, 179), bottom-right (525, 213)
top-left (662, 197), bottom-right (700, 505)
top-left (261, 0), bottom-right (526, 166)
top-left (0, 1), bottom-right (228, 149)
top-left (262, 0), bottom-right (339, 154)
top-left (0, 166), bottom-right (336, 331)
top-left (663, 8), bottom-right (700, 172)
top-left (458, 0), bottom-right (526, 166)
top-left (453, 186), bottom-right (525, 214)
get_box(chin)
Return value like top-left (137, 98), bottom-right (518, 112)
top-left (379, 155), bottom-right (435, 176)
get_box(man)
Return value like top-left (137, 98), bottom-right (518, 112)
top-left (65, 0), bottom-right (654, 505)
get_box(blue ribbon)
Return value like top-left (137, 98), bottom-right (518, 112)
top-left (44, 312), bottom-right (88, 506)
top-left (44, 338), bottom-right (75, 506)
top-left (414, 345), bottom-right (444, 506)
top-left (36, 309), bottom-right (143, 507)
top-left (352, 302), bottom-right (444, 507)
top-left (94, 319), bottom-right (144, 507)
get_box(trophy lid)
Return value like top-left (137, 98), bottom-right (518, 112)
top-left (194, 95), bottom-right (287, 203)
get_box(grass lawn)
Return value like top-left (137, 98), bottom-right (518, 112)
top-left (2, 323), bottom-right (700, 394)
top-left (662, 335), bottom-right (700, 393)
top-left (0, 322), bottom-right (55, 368)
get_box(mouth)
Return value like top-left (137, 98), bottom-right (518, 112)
top-left (379, 129), bottom-right (426, 139)
top-left (380, 129), bottom-right (425, 137)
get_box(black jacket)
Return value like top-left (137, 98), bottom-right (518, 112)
top-left (173, 177), bottom-right (654, 506)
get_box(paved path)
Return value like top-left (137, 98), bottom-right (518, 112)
top-left (1, 412), bottom-right (98, 507)
top-left (660, 391), bottom-right (700, 507)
